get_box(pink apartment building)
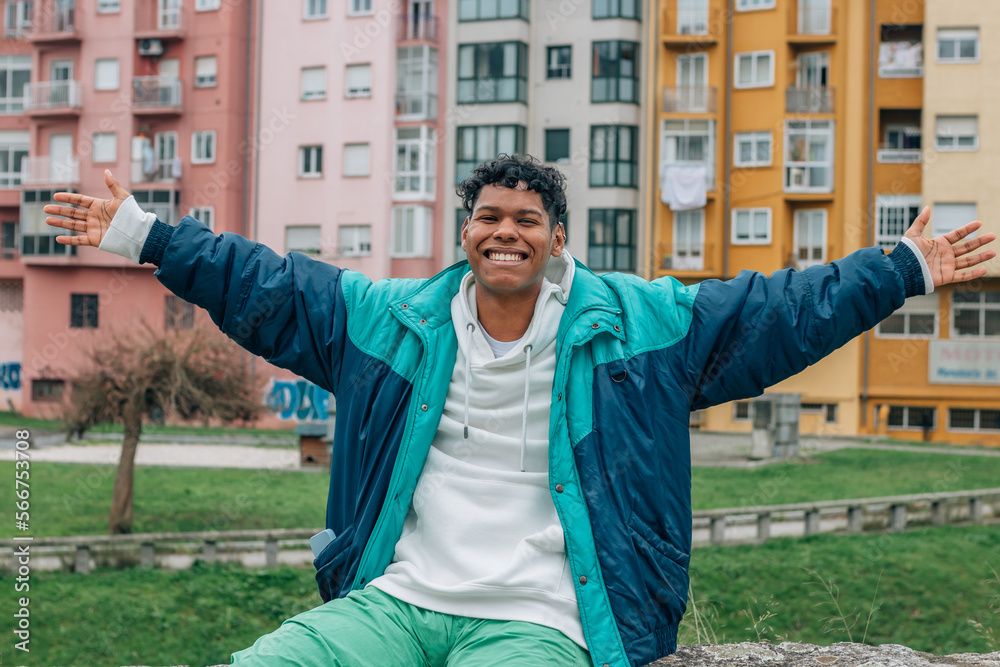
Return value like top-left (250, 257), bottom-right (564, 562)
top-left (1, 0), bottom-right (258, 420)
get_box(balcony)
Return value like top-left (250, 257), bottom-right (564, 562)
top-left (658, 243), bottom-right (716, 273)
top-left (398, 13), bottom-right (437, 43)
top-left (23, 81), bottom-right (82, 116)
top-left (130, 158), bottom-right (180, 185)
top-left (878, 41), bottom-right (924, 78)
top-left (29, 1), bottom-right (80, 44)
top-left (661, 5), bottom-right (721, 47)
top-left (395, 92), bottom-right (438, 120)
top-left (788, 4), bottom-right (837, 44)
top-left (133, 76), bottom-right (183, 114)
top-left (135, 1), bottom-right (184, 39)
top-left (21, 156), bottom-right (80, 186)
top-left (786, 86), bottom-right (834, 114)
top-left (663, 86), bottom-right (717, 113)
top-left (877, 147), bottom-right (922, 164)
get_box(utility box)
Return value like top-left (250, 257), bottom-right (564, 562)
top-left (749, 393), bottom-right (801, 459)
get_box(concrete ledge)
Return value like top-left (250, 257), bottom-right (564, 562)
top-left (648, 642), bottom-right (1000, 666)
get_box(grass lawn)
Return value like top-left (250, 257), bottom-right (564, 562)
top-left (691, 447), bottom-right (1000, 510)
top-left (0, 527), bottom-right (997, 666)
top-left (0, 410), bottom-right (295, 438)
top-left (0, 462), bottom-right (329, 536)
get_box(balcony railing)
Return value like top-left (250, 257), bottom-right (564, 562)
top-left (877, 147), bottom-right (922, 163)
top-left (398, 13), bottom-right (437, 42)
top-left (786, 86), bottom-right (834, 113)
top-left (663, 86), bottom-right (717, 113)
top-left (661, 4), bottom-right (722, 44)
top-left (21, 156), bottom-right (80, 185)
top-left (660, 161), bottom-right (716, 191)
top-left (395, 92), bottom-right (438, 120)
top-left (131, 158), bottom-right (180, 184)
top-left (659, 243), bottom-right (715, 272)
top-left (30, 0), bottom-right (77, 38)
top-left (135, 1), bottom-right (183, 36)
top-left (878, 41), bottom-right (923, 78)
top-left (789, 4), bottom-right (837, 39)
top-left (133, 76), bottom-right (182, 110)
top-left (23, 81), bottom-right (82, 112)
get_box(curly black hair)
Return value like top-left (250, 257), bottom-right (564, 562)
top-left (456, 154), bottom-right (567, 229)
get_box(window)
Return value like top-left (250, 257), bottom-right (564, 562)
top-left (732, 208), bottom-right (771, 245)
top-left (590, 126), bottom-right (637, 188)
top-left (661, 119), bottom-right (715, 189)
top-left (346, 64), bottom-right (370, 98)
top-left (92, 132), bottom-right (116, 163)
top-left (933, 202), bottom-right (976, 238)
top-left (733, 401), bottom-right (753, 421)
top-left (343, 143), bottom-right (370, 177)
top-left (349, 0), bottom-right (373, 15)
top-left (165, 294), bottom-right (194, 330)
top-left (734, 131), bottom-right (771, 167)
top-left (547, 45), bottom-right (571, 79)
top-left (935, 116), bottom-right (978, 151)
top-left (675, 0), bottom-right (705, 33)
top-left (195, 0), bottom-right (220, 9)
top-left (593, 0), bottom-right (639, 20)
top-left (4, 1), bottom-right (33, 37)
top-left (937, 28), bottom-right (979, 63)
top-left (191, 206), bottom-right (214, 231)
top-left (736, 0), bottom-right (774, 9)
top-left (458, 0), bottom-right (529, 21)
top-left (877, 293), bottom-right (938, 338)
top-left (0, 55), bottom-right (29, 114)
top-left (588, 209), bottom-right (635, 272)
top-left (286, 225), bottom-right (321, 255)
top-left (21, 190), bottom-right (79, 256)
top-left (952, 290), bottom-right (1000, 338)
top-left (592, 41), bottom-right (639, 104)
top-left (794, 209), bottom-right (826, 267)
top-left (879, 123), bottom-right (921, 162)
top-left (133, 189), bottom-right (180, 226)
top-left (545, 129), bottom-right (570, 163)
top-left (949, 408), bottom-right (1000, 432)
top-left (455, 208), bottom-right (469, 261)
top-left (32, 379), bottom-right (64, 402)
top-left (875, 195), bottom-right (921, 250)
top-left (457, 42), bottom-right (528, 104)
top-left (93, 58), bottom-right (119, 91)
top-left (299, 145), bottom-right (322, 178)
top-left (297, 66), bottom-right (326, 101)
top-left (391, 205), bottom-right (432, 258)
top-left (784, 120), bottom-right (833, 192)
top-left (394, 126), bottom-right (435, 197)
top-left (2, 221), bottom-right (18, 258)
top-left (339, 225), bottom-right (371, 256)
top-left (70, 293), bottom-right (98, 328)
top-left (396, 46), bottom-right (437, 118)
top-left (195, 56), bottom-right (217, 87)
top-left (824, 403), bottom-right (838, 423)
top-left (672, 209), bottom-right (704, 270)
top-left (456, 125), bottom-right (526, 182)
top-left (0, 130), bottom-right (28, 187)
top-left (304, 0), bottom-right (327, 19)
top-left (735, 50), bottom-right (774, 88)
top-left (888, 406), bottom-right (936, 430)
top-left (192, 131), bottom-right (216, 164)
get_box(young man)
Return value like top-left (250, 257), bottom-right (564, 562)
top-left (47, 155), bottom-right (993, 667)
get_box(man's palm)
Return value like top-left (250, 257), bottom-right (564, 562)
top-left (904, 206), bottom-right (996, 288)
top-left (44, 170), bottom-right (131, 248)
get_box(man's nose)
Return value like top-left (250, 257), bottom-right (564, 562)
top-left (493, 218), bottom-right (519, 239)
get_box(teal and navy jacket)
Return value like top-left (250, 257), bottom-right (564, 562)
top-left (140, 216), bottom-right (925, 667)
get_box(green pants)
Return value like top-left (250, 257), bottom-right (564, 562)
top-left (232, 585), bottom-right (592, 666)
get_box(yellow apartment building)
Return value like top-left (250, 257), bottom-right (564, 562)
top-left (646, 0), bottom-right (1000, 444)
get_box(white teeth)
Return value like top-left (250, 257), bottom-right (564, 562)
top-left (489, 252), bottom-right (522, 262)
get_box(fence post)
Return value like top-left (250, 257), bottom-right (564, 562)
top-left (710, 517), bottom-right (726, 545)
top-left (266, 539), bottom-right (279, 567)
top-left (756, 512), bottom-right (771, 542)
top-left (75, 545), bottom-right (90, 574)
top-left (203, 540), bottom-right (216, 563)
top-left (846, 506), bottom-right (863, 533)
top-left (969, 497), bottom-right (983, 524)
top-left (889, 503), bottom-right (906, 532)
top-left (140, 542), bottom-right (155, 569)
top-left (931, 500), bottom-right (947, 525)
top-left (804, 509), bottom-right (820, 536)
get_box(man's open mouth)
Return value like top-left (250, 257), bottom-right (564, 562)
top-left (486, 250), bottom-right (527, 263)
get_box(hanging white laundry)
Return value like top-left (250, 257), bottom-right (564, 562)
top-left (660, 165), bottom-right (707, 211)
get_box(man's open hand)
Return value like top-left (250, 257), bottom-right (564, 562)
top-left (904, 206), bottom-right (997, 288)
top-left (44, 169), bottom-right (131, 248)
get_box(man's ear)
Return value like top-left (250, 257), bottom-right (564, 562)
top-left (460, 217), bottom-right (470, 252)
top-left (551, 222), bottom-right (565, 257)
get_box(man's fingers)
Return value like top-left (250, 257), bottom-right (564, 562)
top-left (942, 220), bottom-right (983, 245)
top-left (52, 191), bottom-right (96, 208)
top-left (54, 234), bottom-right (93, 246)
top-left (43, 204), bottom-right (87, 220)
top-left (905, 206), bottom-right (930, 238)
top-left (105, 169), bottom-right (129, 200)
top-left (953, 266), bottom-right (990, 283)
top-left (956, 250), bottom-right (997, 270)
top-left (954, 232), bottom-right (997, 256)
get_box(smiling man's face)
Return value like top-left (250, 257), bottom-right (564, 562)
top-left (461, 181), bottom-right (564, 302)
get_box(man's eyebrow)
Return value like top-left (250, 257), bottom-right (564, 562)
top-left (475, 205), bottom-right (544, 217)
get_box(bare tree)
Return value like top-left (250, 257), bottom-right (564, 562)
top-left (65, 322), bottom-right (264, 534)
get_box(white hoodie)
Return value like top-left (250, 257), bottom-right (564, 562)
top-left (370, 251), bottom-right (585, 647)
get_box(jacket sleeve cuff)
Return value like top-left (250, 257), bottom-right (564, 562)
top-left (97, 195), bottom-right (159, 264)
top-left (138, 220), bottom-right (175, 266)
top-left (892, 236), bottom-right (933, 297)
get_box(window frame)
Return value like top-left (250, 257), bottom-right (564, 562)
top-left (732, 401), bottom-right (753, 421)
top-left (303, 0), bottom-right (328, 20)
top-left (731, 207), bottom-right (772, 245)
top-left (935, 115), bottom-right (978, 152)
top-left (94, 58), bottom-right (120, 91)
top-left (948, 408), bottom-right (1000, 433)
top-left (593, 0), bottom-right (640, 21)
top-left (784, 120), bottom-right (834, 193)
top-left (733, 131), bottom-right (772, 167)
top-left (876, 293), bottom-right (939, 339)
top-left (390, 205), bottom-right (433, 258)
top-left (194, 55), bottom-right (218, 88)
top-left (937, 28), bottom-right (979, 64)
top-left (394, 126), bottom-right (436, 198)
top-left (70, 293), bottom-right (99, 329)
top-left (457, 0), bottom-right (529, 21)
top-left (164, 294), bottom-right (195, 330)
top-left (591, 40), bottom-right (640, 104)
top-left (951, 290), bottom-right (1000, 339)
top-left (660, 118), bottom-right (716, 191)
top-left (455, 124), bottom-right (526, 183)
top-left (735, 0), bottom-right (775, 10)
top-left (191, 130), bottom-right (216, 164)
top-left (298, 144), bottom-right (323, 179)
top-left (875, 194), bottom-right (921, 250)
top-left (0, 55), bottom-right (30, 114)
top-left (343, 142), bottom-right (370, 178)
top-left (545, 128), bottom-right (571, 164)
top-left (345, 63), bottom-right (371, 99)
top-left (793, 208), bottom-right (827, 268)
top-left (589, 125), bottom-right (638, 188)
top-left (546, 45), bottom-right (572, 79)
top-left (348, 0), bottom-right (373, 17)
top-left (98, 0), bottom-right (121, 13)
top-left (887, 405), bottom-right (937, 431)
top-left (300, 65), bottom-right (327, 101)
top-left (91, 132), bottom-right (116, 163)
top-left (457, 41), bottom-right (528, 105)
top-left (672, 208), bottom-right (705, 271)
top-left (190, 205), bottom-right (214, 231)
top-left (195, 0), bottom-right (220, 11)
top-left (338, 224), bottom-right (372, 257)
top-left (734, 50), bottom-right (775, 89)
top-left (587, 208), bottom-right (636, 272)
top-left (285, 224), bottom-right (322, 255)
top-left (31, 379), bottom-right (65, 402)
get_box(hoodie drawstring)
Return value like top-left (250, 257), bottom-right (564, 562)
top-left (464, 323), bottom-right (474, 440)
top-left (520, 345), bottom-right (532, 473)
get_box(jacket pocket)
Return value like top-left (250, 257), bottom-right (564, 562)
top-left (627, 513), bottom-right (689, 616)
top-left (314, 524), bottom-right (356, 603)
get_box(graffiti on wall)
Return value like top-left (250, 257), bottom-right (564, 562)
top-left (1, 362), bottom-right (21, 391)
top-left (265, 378), bottom-right (331, 421)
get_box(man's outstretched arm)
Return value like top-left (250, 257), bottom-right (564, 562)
top-left (45, 170), bottom-right (354, 395)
